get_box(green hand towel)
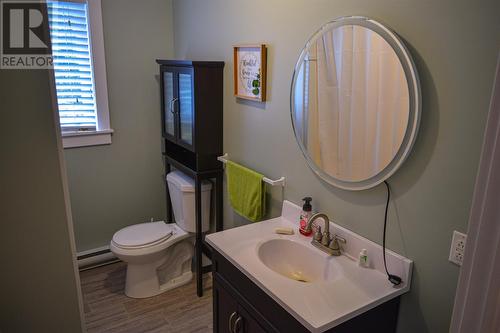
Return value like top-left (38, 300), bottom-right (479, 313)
top-left (226, 161), bottom-right (266, 222)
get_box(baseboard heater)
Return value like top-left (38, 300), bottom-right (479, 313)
top-left (77, 246), bottom-right (119, 271)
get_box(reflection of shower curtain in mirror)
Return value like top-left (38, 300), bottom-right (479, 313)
top-left (308, 25), bottom-right (409, 181)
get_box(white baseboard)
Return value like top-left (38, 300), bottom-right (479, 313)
top-left (77, 245), bottom-right (117, 269)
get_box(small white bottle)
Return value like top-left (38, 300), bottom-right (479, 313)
top-left (359, 249), bottom-right (369, 268)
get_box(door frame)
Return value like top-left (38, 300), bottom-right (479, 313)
top-left (450, 53), bottom-right (500, 333)
top-left (48, 68), bottom-right (86, 331)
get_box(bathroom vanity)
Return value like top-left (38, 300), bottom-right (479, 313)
top-left (206, 201), bottom-right (412, 332)
top-left (212, 251), bottom-right (400, 333)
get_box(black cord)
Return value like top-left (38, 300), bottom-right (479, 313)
top-left (383, 181), bottom-right (402, 286)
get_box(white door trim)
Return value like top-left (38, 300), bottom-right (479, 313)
top-left (450, 52), bottom-right (500, 333)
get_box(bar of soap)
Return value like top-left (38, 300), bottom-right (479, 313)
top-left (275, 227), bottom-right (294, 235)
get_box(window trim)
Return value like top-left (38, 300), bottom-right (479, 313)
top-left (51, 0), bottom-right (113, 149)
top-left (61, 129), bottom-right (114, 148)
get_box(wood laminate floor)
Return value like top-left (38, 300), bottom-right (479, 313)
top-left (80, 262), bottom-right (213, 333)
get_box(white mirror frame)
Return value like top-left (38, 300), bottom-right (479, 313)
top-left (290, 16), bottom-right (421, 191)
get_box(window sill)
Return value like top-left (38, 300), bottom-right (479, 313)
top-left (62, 129), bottom-right (114, 149)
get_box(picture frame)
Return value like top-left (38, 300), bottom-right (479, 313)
top-left (233, 44), bottom-right (267, 102)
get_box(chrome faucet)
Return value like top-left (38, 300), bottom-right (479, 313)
top-left (305, 213), bottom-right (346, 256)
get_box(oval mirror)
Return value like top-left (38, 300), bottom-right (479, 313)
top-left (291, 16), bottom-right (421, 190)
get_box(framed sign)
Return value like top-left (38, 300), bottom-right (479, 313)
top-left (233, 44), bottom-right (267, 102)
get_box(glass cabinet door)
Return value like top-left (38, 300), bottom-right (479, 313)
top-left (178, 71), bottom-right (194, 146)
top-left (163, 71), bottom-right (175, 138)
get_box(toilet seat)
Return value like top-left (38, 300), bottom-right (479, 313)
top-left (112, 222), bottom-right (174, 249)
top-left (111, 222), bottom-right (191, 259)
top-left (112, 233), bottom-right (173, 249)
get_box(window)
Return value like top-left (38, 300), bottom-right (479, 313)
top-left (47, 0), bottom-right (112, 148)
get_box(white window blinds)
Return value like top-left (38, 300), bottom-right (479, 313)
top-left (47, 1), bottom-right (97, 131)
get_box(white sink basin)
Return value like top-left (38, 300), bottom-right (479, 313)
top-left (257, 239), bottom-right (339, 283)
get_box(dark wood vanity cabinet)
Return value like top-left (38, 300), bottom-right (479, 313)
top-left (212, 250), bottom-right (401, 333)
top-left (215, 278), bottom-right (267, 333)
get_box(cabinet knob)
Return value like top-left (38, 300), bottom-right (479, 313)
top-left (229, 311), bottom-right (237, 332)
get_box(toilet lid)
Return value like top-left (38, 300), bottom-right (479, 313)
top-left (112, 222), bottom-right (173, 248)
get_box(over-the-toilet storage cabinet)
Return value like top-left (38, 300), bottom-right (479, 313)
top-left (156, 60), bottom-right (224, 297)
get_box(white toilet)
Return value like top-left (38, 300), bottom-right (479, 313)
top-left (110, 170), bottom-right (212, 298)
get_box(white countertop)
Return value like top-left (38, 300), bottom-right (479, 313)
top-left (206, 200), bottom-right (412, 332)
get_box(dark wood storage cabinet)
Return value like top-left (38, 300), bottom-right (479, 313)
top-left (157, 60), bottom-right (224, 297)
top-left (158, 60), bottom-right (224, 171)
top-left (212, 250), bottom-right (401, 333)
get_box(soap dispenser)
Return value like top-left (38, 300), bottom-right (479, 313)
top-left (359, 249), bottom-right (369, 267)
top-left (299, 197), bottom-right (313, 236)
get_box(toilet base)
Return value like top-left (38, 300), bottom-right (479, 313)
top-left (124, 261), bottom-right (193, 298)
top-left (123, 240), bottom-right (194, 299)
top-left (160, 270), bottom-right (193, 293)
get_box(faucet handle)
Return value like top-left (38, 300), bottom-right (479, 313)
top-left (328, 235), bottom-right (346, 252)
top-left (321, 231), bottom-right (331, 246)
top-left (328, 239), bottom-right (339, 251)
top-left (313, 226), bottom-right (322, 242)
top-left (334, 235), bottom-right (346, 244)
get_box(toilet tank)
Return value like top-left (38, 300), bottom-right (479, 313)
top-left (166, 170), bottom-right (212, 233)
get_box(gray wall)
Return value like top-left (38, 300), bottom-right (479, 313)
top-left (0, 70), bottom-right (83, 330)
top-left (64, 0), bottom-right (174, 252)
top-left (172, 0), bottom-right (500, 332)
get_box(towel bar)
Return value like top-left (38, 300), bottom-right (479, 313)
top-left (217, 153), bottom-right (286, 187)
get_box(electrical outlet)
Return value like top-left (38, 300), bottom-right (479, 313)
top-left (449, 231), bottom-right (467, 266)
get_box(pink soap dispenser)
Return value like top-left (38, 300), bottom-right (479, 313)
top-left (299, 197), bottom-right (313, 236)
